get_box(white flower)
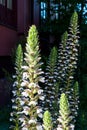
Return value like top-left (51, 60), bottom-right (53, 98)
top-left (69, 96), bottom-right (72, 99)
top-left (17, 112), bottom-right (22, 114)
top-left (54, 72), bottom-right (58, 75)
top-left (38, 89), bottom-right (43, 94)
top-left (9, 118), bottom-right (13, 121)
top-left (20, 100), bottom-right (25, 106)
top-left (12, 75), bottom-right (16, 78)
top-left (23, 105), bottom-right (28, 109)
top-left (21, 120), bottom-right (26, 127)
top-left (19, 117), bottom-right (25, 122)
top-left (10, 112), bottom-right (13, 117)
top-left (22, 126), bottom-right (28, 130)
top-left (22, 106), bottom-right (29, 114)
top-left (19, 87), bottom-right (24, 91)
top-left (22, 91), bottom-right (29, 97)
top-left (22, 109), bottom-right (29, 115)
top-left (23, 72), bottom-right (28, 80)
top-left (57, 127), bottom-right (62, 130)
top-left (28, 119), bottom-right (37, 124)
top-left (48, 83), bottom-right (52, 86)
top-left (13, 81), bottom-right (18, 87)
top-left (29, 101), bottom-right (37, 106)
top-left (49, 76), bottom-right (53, 79)
top-left (38, 70), bottom-right (44, 75)
top-left (29, 83), bottom-right (37, 88)
top-left (21, 65), bottom-right (28, 70)
top-left (37, 108), bottom-right (42, 114)
top-left (46, 99), bottom-right (50, 102)
top-left (38, 113), bottom-right (43, 118)
top-left (39, 77), bottom-right (45, 83)
top-left (53, 79), bottom-right (56, 82)
top-left (21, 81), bottom-right (28, 87)
top-left (61, 74), bottom-right (65, 77)
top-left (48, 91), bottom-right (52, 94)
top-left (39, 96), bottom-right (45, 101)
top-left (11, 99), bottom-right (15, 103)
top-left (12, 105), bottom-right (18, 109)
top-left (72, 61), bottom-right (77, 65)
top-left (50, 96), bottom-right (54, 99)
top-left (16, 97), bottom-right (21, 101)
top-left (49, 104), bottom-right (52, 106)
top-left (69, 76), bottom-right (73, 79)
top-left (57, 117), bottom-right (62, 123)
top-left (36, 125), bottom-right (43, 130)
top-left (70, 124), bottom-right (75, 130)
top-left (73, 48), bottom-right (78, 52)
top-left (69, 64), bottom-right (73, 67)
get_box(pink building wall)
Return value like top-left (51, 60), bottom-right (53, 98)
top-left (0, 25), bottom-right (17, 55)
top-left (0, 0), bottom-right (40, 56)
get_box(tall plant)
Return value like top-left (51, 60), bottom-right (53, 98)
top-left (56, 11), bottom-right (80, 128)
top-left (10, 44), bottom-right (23, 130)
top-left (44, 46), bottom-right (58, 126)
top-left (57, 31), bottom-right (68, 85)
top-left (57, 12), bottom-right (79, 92)
top-left (19, 25), bottom-right (44, 130)
top-left (63, 12), bottom-right (79, 124)
top-left (57, 93), bottom-right (72, 130)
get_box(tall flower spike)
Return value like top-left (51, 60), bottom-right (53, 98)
top-left (43, 110), bottom-right (53, 130)
top-left (57, 93), bottom-right (72, 130)
top-left (63, 12), bottom-right (79, 85)
top-left (44, 46), bottom-right (58, 127)
top-left (64, 12), bottom-right (79, 100)
top-left (10, 44), bottom-right (23, 130)
top-left (20, 25), bottom-right (44, 130)
top-left (57, 31), bottom-right (68, 88)
top-left (60, 12), bottom-right (79, 126)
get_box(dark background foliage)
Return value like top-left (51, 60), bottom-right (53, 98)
top-left (1, 0), bottom-right (87, 129)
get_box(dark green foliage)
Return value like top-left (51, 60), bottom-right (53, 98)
top-left (0, 106), bottom-right (11, 130)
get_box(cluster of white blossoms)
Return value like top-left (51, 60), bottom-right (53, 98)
top-left (10, 44), bottom-right (23, 129)
top-left (56, 12), bottom-right (79, 130)
top-left (43, 47), bottom-right (59, 127)
top-left (18, 25), bottom-right (45, 130)
top-left (57, 31), bottom-right (68, 84)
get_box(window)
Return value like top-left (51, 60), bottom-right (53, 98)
top-left (0, 0), bottom-right (12, 9)
top-left (0, 0), bottom-right (17, 28)
top-left (7, 0), bottom-right (12, 9)
top-left (0, 0), bottom-right (5, 6)
top-left (55, 4), bottom-right (58, 19)
top-left (41, 2), bottom-right (47, 19)
top-left (77, 3), bottom-right (87, 24)
top-left (40, 1), bottom-right (59, 20)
